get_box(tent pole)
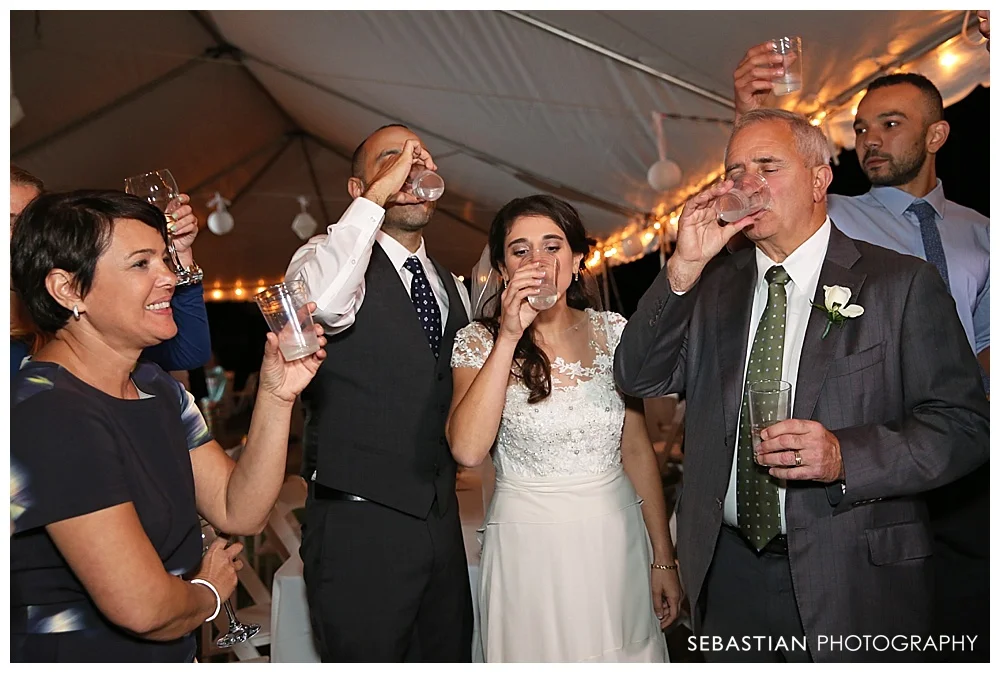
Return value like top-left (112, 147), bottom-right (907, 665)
top-left (243, 51), bottom-right (646, 219)
top-left (229, 137), bottom-right (294, 209)
top-left (12, 54), bottom-right (209, 160)
top-left (186, 134), bottom-right (293, 197)
top-left (500, 11), bottom-right (734, 110)
top-left (300, 135), bottom-right (332, 225)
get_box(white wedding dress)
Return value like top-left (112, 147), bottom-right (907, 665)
top-left (452, 309), bottom-right (669, 663)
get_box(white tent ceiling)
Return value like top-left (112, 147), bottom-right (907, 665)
top-left (10, 10), bottom-right (989, 290)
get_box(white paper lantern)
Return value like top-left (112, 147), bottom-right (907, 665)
top-left (206, 192), bottom-right (234, 235)
top-left (291, 195), bottom-right (319, 240)
top-left (647, 159), bottom-right (682, 192)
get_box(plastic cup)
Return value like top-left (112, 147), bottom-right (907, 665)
top-left (255, 280), bottom-right (320, 361)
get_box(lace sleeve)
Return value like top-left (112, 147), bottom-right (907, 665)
top-left (603, 311), bottom-right (628, 354)
top-left (451, 321), bottom-right (495, 369)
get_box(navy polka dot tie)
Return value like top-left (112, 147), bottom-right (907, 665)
top-left (404, 256), bottom-right (442, 359)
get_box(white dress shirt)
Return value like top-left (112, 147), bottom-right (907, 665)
top-left (285, 197), bottom-right (471, 333)
top-left (723, 217), bottom-right (832, 533)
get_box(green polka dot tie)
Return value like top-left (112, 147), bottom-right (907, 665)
top-left (737, 265), bottom-right (790, 551)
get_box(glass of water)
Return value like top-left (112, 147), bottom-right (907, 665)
top-left (747, 380), bottom-right (792, 453)
top-left (522, 252), bottom-right (560, 311)
top-left (715, 173), bottom-right (772, 223)
top-left (407, 169), bottom-right (445, 201)
top-left (255, 280), bottom-right (320, 361)
top-left (770, 36), bottom-right (803, 96)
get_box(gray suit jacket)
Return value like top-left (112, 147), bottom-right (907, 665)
top-left (614, 225), bottom-right (989, 661)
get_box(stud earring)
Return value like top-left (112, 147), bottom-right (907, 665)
top-left (72, 305), bottom-right (81, 320)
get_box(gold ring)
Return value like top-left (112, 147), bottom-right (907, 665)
top-left (793, 450), bottom-right (803, 467)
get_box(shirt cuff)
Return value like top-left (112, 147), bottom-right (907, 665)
top-left (341, 196), bottom-right (386, 226)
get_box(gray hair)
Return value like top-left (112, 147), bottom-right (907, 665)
top-left (728, 109), bottom-right (831, 168)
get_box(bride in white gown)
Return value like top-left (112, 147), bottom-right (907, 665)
top-left (447, 195), bottom-right (682, 663)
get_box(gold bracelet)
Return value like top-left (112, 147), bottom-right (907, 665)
top-left (651, 562), bottom-right (677, 571)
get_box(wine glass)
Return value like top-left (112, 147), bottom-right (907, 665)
top-left (124, 169), bottom-right (193, 285)
top-left (199, 519), bottom-right (261, 648)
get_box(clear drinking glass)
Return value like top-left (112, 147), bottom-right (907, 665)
top-left (255, 280), bottom-right (320, 361)
top-left (407, 169), bottom-right (445, 201)
top-left (200, 520), bottom-right (260, 648)
top-left (771, 36), bottom-right (803, 96)
top-left (715, 173), bottom-right (772, 223)
top-left (124, 169), bottom-right (193, 285)
top-left (747, 380), bottom-right (792, 452)
top-left (522, 252), bottom-right (560, 311)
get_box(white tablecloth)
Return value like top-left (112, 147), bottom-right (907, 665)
top-left (270, 466), bottom-right (489, 663)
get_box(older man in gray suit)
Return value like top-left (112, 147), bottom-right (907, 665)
top-left (614, 109), bottom-right (989, 663)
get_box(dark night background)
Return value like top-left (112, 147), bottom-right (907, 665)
top-left (202, 86), bottom-right (989, 387)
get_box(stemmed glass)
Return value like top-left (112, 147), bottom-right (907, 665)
top-left (200, 519), bottom-right (261, 648)
top-left (124, 169), bottom-right (193, 285)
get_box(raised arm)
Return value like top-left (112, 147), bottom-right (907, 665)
top-left (141, 194), bottom-right (211, 371)
top-left (190, 319), bottom-right (326, 535)
top-left (446, 261), bottom-right (546, 466)
top-left (286, 138), bottom-right (434, 333)
top-left (615, 181), bottom-right (752, 397)
top-left (732, 41), bottom-right (786, 118)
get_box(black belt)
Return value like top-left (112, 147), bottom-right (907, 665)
top-left (724, 524), bottom-right (789, 555)
top-left (311, 482), bottom-right (368, 502)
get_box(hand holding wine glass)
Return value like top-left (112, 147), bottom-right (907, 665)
top-left (200, 522), bottom-right (259, 647)
top-left (163, 194), bottom-right (199, 268)
top-left (124, 169), bottom-right (200, 285)
top-left (195, 536), bottom-right (244, 606)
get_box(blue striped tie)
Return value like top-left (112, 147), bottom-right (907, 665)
top-left (906, 200), bottom-right (950, 289)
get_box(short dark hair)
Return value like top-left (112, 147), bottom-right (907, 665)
top-left (11, 190), bottom-right (169, 333)
top-left (11, 164), bottom-right (44, 192)
top-left (866, 73), bottom-right (944, 123)
top-left (350, 124), bottom-right (411, 179)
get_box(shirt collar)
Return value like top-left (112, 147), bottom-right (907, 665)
top-left (868, 178), bottom-right (946, 219)
top-left (376, 229), bottom-right (429, 273)
top-left (755, 217), bottom-right (832, 293)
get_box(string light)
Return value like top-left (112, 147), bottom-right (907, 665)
top-left (939, 51), bottom-right (959, 69)
top-left (211, 289), bottom-right (224, 300)
top-left (604, 247), bottom-right (617, 258)
top-left (233, 287), bottom-right (245, 298)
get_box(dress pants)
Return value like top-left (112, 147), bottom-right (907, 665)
top-left (300, 486), bottom-right (474, 662)
top-left (698, 525), bottom-right (811, 663)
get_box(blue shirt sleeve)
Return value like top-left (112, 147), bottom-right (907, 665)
top-left (141, 283), bottom-right (212, 371)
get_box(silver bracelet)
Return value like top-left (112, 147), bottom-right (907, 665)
top-left (190, 578), bottom-right (221, 622)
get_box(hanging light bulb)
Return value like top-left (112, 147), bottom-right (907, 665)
top-left (291, 195), bottom-right (319, 241)
top-left (206, 192), bottom-right (234, 235)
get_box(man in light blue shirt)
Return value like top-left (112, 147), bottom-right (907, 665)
top-left (832, 73), bottom-right (989, 386)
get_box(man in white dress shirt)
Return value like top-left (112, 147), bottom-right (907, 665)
top-left (286, 125), bottom-right (473, 662)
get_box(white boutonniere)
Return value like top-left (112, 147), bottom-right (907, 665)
top-left (813, 285), bottom-right (864, 339)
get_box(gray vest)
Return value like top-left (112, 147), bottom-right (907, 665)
top-left (301, 242), bottom-right (468, 519)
